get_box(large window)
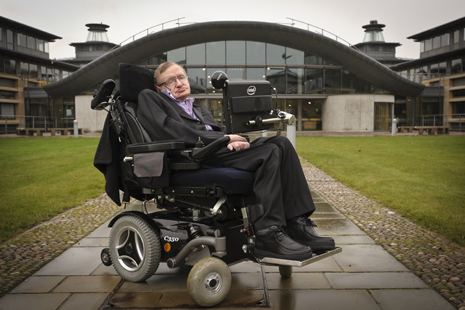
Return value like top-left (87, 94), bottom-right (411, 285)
top-left (0, 103), bottom-right (15, 117)
top-left (187, 44), bottom-right (205, 65)
top-left (305, 53), bottom-right (323, 65)
top-left (266, 67), bottom-right (286, 93)
top-left (226, 67), bottom-right (245, 81)
top-left (186, 68), bottom-right (206, 94)
top-left (454, 30), bottom-right (460, 44)
top-left (0, 90), bottom-right (15, 100)
top-left (17, 33), bottom-right (27, 46)
top-left (37, 40), bottom-right (44, 52)
top-left (305, 68), bottom-right (323, 94)
top-left (286, 68), bottom-right (304, 94)
top-left (246, 42), bottom-right (266, 65)
top-left (226, 41), bottom-right (245, 64)
top-left (266, 44), bottom-right (286, 65)
top-left (342, 70), bottom-right (356, 94)
top-left (452, 58), bottom-right (462, 75)
top-left (27, 36), bottom-right (36, 49)
top-left (20, 62), bottom-right (29, 78)
top-left (325, 69), bottom-right (341, 94)
top-left (5, 59), bottom-right (15, 75)
top-left (424, 39), bottom-right (432, 51)
top-left (168, 47), bottom-right (186, 64)
top-left (7, 30), bottom-right (14, 50)
top-left (432, 36), bottom-right (441, 49)
top-left (160, 40), bottom-right (382, 97)
top-left (206, 42), bottom-right (225, 65)
top-left (246, 67), bottom-right (265, 80)
top-left (441, 33), bottom-right (449, 47)
top-left (285, 48), bottom-right (304, 65)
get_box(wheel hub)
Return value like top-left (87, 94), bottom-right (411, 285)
top-left (204, 272), bottom-right (222, 294)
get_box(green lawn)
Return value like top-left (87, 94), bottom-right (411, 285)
top-left (0, 138), bottom-right (105, 244)
top-left (297, 135), bottom-right (465, 246)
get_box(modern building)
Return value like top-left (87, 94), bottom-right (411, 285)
top-left (65, 23), bottom-right (118, 67)
top-left (390, 16), bottom-right (465, 130)
top-left (44, 20), bottom-right (425, 134)
top-left (354, 20), bottom-right (406, 66)
top-left (0, 16), bottom-right (80, 133)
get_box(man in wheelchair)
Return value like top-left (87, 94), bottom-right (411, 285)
top-left (93, 62), bottom-right (339, 307)
top-left (136, 61), bottom-right (335, 260)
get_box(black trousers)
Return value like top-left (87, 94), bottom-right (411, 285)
top-left (213, 136), bottom-right (315, 231)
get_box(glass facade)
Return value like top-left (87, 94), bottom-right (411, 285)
top-left (136, 40), bottom-right (386, 131)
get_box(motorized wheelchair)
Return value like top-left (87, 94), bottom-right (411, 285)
top-left (92, 63), bottom-right (341, 307)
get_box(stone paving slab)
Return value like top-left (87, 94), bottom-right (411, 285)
top-left (11, 276), bottom-right (65, 294)
top-left (34, 247), bottom-right (104, 276)
top-left (326, 272), bottom-right (428, 289)
top-left (268, 290), bottom-right (380, 310)
top-left (0, 293), bottom-right (70, 310)
top-left (370, 289), bottom-right (456, 310)
top-left (59, 293), bottom-right (109, 310)
top-left (334, 245), bottom-right (409, 272)
top-left (52, 276), bottom-right (121, 293)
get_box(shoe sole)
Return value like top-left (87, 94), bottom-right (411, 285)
top-left (293, 239), bottom-right (336, 252)
top-left (253, 248), bottom-right (313, 261)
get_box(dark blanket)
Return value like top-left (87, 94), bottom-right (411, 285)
top-left (93, 113), bottom-right (123, 205)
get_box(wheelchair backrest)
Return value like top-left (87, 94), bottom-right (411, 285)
top-left (116, 63), bottom-right (157, 144)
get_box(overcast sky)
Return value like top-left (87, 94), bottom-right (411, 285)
top-left (2, 0), bottom-right (464, 61)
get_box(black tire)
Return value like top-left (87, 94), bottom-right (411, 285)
top-left (187, 257), bottom-right (231, 307)
top-left (101, 248), bottom-right (112, 266)
top-left (109, 215), bottom-right (161, 282)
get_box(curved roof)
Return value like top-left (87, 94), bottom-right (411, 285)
top-left (44, 21), bottom-right (424, 97)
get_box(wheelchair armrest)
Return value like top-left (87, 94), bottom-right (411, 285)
top-left (126, 141), bottom-right (185, 154)
top-left (191, 136), bottom-right (231, 160)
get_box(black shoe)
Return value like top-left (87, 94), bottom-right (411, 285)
top-left (285, 217), bottom-right (336, 253)
top-left (254, 226), bottom-right (313, 261)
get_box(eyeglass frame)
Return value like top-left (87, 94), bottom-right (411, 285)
top-left (157, 74), bottom-right (188, 88)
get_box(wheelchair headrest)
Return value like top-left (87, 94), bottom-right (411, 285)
top-left (119, 63), bottom-right (156, 103)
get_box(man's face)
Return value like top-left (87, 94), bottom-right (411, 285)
top-left (156, 65), bottom-right (191, 101)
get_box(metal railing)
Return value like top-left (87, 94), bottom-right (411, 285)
top-left (0, 115), bottom-right (75, 134)
top-left (417, 114), bottom-right (465, 131)
top-left (285, 18), bottom-right (360, 51)
top-left (104, 17), bottom-right (359, 56)
top-left (106, 18), bottom-right (187, 54)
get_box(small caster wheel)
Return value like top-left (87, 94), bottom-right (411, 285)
top-left (101, 248), bottom-right (112, 266)
top-left (279, 265), bottom-right (292, 278)
top-left (187, 257), bottom-right (231, 307)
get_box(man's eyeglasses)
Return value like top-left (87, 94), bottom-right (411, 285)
top-left (157, 75), bottom-right (188, 88)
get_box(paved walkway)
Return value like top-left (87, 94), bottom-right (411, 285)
top-left (0, 163), bottom-right (459, 309)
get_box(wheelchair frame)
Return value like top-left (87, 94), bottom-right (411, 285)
top-left (93, 66), bottom-right (341, 307)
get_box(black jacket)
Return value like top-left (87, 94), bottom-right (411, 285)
top-left (137, 90), bottom-right (226, 146)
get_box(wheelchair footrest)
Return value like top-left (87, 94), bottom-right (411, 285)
top-left (258, 247), bottom-right (342, 267)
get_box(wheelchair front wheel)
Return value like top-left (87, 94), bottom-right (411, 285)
top-left (109, 215), bottom-right (161, 282)
top-left (187, 257), bottom-right (231, 307)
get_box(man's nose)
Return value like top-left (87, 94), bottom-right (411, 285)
top-left (174, 77), bottom-right (183, 86)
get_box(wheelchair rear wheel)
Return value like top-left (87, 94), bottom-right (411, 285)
top-left (109, 215), bottom-right (161, 282)
top-left (187, 257), bottom-right (231, 307)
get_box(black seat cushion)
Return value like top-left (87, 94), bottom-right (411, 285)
top-left (170, 167), bottom-right (254, 195)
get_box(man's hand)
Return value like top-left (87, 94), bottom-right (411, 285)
top-left (226, 134), bottom-right (250, 151)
